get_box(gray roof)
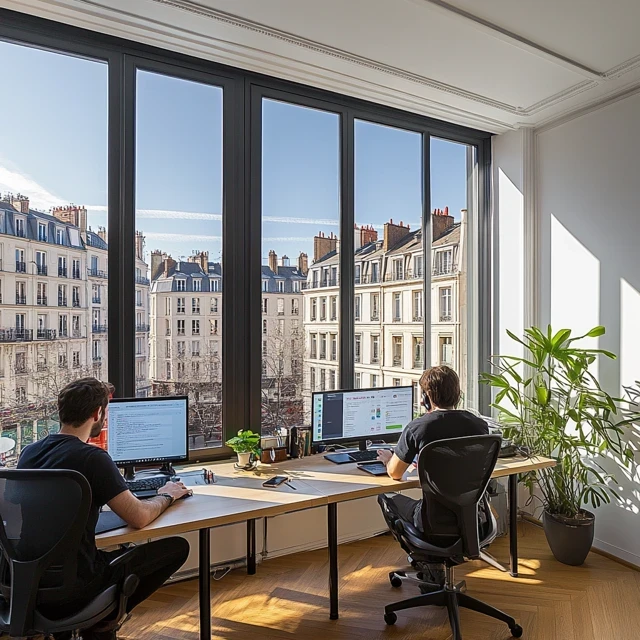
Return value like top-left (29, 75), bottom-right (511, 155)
top-left (261, 263), bottom-right (305, 293)
top-left (151, 260), bottom-right (223, 293)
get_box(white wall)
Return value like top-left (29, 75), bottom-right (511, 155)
top-left (536, 92), bottom-right (640, 565)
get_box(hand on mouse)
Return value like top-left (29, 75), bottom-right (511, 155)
top-left (158, 480), bottom-right (190, 502)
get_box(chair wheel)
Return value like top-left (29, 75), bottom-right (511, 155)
top-left (384, 612), bottom-right (397, 626)
top-left (511, 624), bottom-right (523, 638)
top-left (389, 572), bottom-right (403, 588)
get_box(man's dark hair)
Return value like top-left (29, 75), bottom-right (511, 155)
top-left (58, 377), bottom-right (109, 427)
top-left (420, 366), bottom-right (461, 409)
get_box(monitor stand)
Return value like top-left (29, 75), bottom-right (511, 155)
top-left (123, 462), bottom-right (177, 482)
top-left (359, 440), bottom-right (369, 452)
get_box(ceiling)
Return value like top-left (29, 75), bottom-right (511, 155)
top-left (6, 0), bottom-right (640, 133)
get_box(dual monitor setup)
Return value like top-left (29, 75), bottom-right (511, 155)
top-left (105, 386), bottom-right (414, 482)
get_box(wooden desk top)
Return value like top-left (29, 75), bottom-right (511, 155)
top-left (97, 454), bottom-right (555, 547)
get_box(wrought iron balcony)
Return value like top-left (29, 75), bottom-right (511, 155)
top-left (36, 329), bottom-right (57, 340)
top-left (92, 323), bottom-right (108, 333)
top-left (88, 268), bottom-right (108, 279)
top-left (36, 264), bottom-right (48, 276)
top-left (15, 261), bottom-right (26, 273)
top-left (0, 329), bottom-right (33, 343)
top-left (58, 267), bottom-right (68, 278)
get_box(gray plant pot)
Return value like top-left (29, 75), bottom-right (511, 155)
top-left (543, 510), bottom-right (595, 566)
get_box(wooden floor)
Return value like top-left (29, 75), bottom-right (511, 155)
top-left (121, 522), bottom-right (639, 640)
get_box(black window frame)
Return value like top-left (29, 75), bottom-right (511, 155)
top-left (0, 8), bottom-right (492, 461)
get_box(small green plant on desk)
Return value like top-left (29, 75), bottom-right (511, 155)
top-left (226, 430), bottom-right (262, 468)
top-left (482, 325), bottom-right (639, 566)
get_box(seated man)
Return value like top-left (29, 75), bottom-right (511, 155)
top-left (376, 366), bottom-right (488, 584)
top-left (17, 377), bottom-right (191, 640)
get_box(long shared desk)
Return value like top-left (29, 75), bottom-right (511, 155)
top-left (97, 454), bottom-right (555, 640)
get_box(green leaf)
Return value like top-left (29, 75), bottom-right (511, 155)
top-left (586, 326), bottom-right (606, 338)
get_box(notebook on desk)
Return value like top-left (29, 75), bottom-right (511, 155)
top-left (96, 510), bottom-right (128, 534)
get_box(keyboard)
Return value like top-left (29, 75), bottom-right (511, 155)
top-left (347, 450), bottom-right (380, 463)
top-left (125, 476), bottom-right (171, 493)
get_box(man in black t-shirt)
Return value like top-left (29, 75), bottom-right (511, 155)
top-left (376, 367), bottom-right (488, 583)
top-left (17, 378), bottom-right (190, 640)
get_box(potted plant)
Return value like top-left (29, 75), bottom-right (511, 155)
top-left (482, 325), bottom-right (637, 566)
top-left (226, 430), bottom-right (261, 468)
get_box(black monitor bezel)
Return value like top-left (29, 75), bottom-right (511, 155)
top-left (311, 385), bottom-right (414, 446)
top-left (106, 395), bottom-right (190, 467)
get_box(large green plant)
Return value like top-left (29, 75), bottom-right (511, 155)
top-left (225, 430), bottom-right (261, 455)
top-left (481, 326), bottom-right (637, 520)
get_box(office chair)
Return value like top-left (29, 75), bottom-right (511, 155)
top-left (0, 469), bottom-right (139, 639)
top-left (380, 435), bottom-right (523, 639)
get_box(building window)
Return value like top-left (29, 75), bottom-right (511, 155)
top-left (177, 319), bottom-right (185, 336)
top-left (73, 351), bottom-right (81, 368)
top-left (136, 290), bottom-right (142, 307)
top-left (211, 279), bottom-right (220, 292)
top-left (392, 336), bottom-right (403, 367)
top-left (58, 314), bottom-right (68, 337)
top-left (211, 297), bottom-right (219, 313)
top-left (164, 297), bottom-right (171, 315)
top-left (354, 334), bottom-right (361, 363)
top-left (262, 298), bottom-right (268, 314)
top-left (292, 299), bottom-right (299, 315)
top-left (371, 335), bottom-right (380, 364)
top-left (277, 298), bottom-right (285, 316)
top-left (292, 280), bottom-right (300, 293)
top-left (72, 259), bottom-right (81, 279)
top-left (393, 292), bottom-right (401, 321)
top-left (72, 315), bottom-right (80, 337)
top-left (192, 297), bottom-right (200, 314)
top-left (58, 256), bottom-right (67, 278)
top-left (393, 378), bottom-right (402, 387)
top-left (58, 285), bottom-right (67, 307)
top-left (262, 279), bottom-right (269, 292)
top-left (193, 279), bottom-right (202, 292)
top-left (371, 262), bottom-right (380, 283)
top-left (320, 369), bottom-right (326, 391)
top-left (413, 254), bottom-right (423, 278)
top-left (355, 372), bottom-right (362, 389)
top-left (310, 367), bottom-right (316, 391)
top-left (56, 228), bottom-right (64, 245)
top-left (278, 318), bottom-right (285, 334)
top-left (15, 217), bottom-right (25, 238)
top-left (192, 340), bottom-right (200, 357)
top-left (310, 334), bottom-right (317, 359)
top-left (413, 336), bottom-right (424, 369)
top-left (393, 259), bottom-right (404, 281)
top-left (38, 222), bottom-right (47, 242)
top-left (177, 341), bottom-right (186, 356)
top-left (166, 361), bottom-right (172, 379)
top-left (177, 297), bottom-right (185, 314)
top-left (278, 280), bottom-right (284, 293)
top-left (330, 296), bottom-right (337, 321)
top-left (371, 293), bottom-right (379, 321)
top-left (165, 339), bottom-right (171, 358)
top-left (319, 334), bottom-right (327, 360)
top-left (320, 297), bottom-right (327, 320)
top-left (310, 298), bottom-right (317, 321)
top-left (330, 333), bottom-right (337, 361)
top-left (262, 319), bottom-right (267, 335)
top-left (329, 369), bottom-right (336, 390)
top-left (176, 280), bottom-right (186, 292)
top-left (354, 294), bottom-right (361, 321)
top-left (440, 336), bottom-right (453, 365)
top-left (15, 281), bottom-right (26, 305)
top-left (371, 374), bottom-right (379, 388)
top-left (192, 320), bottom-right (200, 335)
top-left (35, 251), bottom-right (47, 275)
top-left (435, 250), bottom-right (453, 275)
top-left (37, 282), bottom-right (47, 306)
top-left (440, 287), bottom-right (452, 321)
top-left (413, 291), bottom-right (423, 321)
top-left (72, 286), bottom-right (80, 308)
top-left (354, 264), bottom-right (361, 284)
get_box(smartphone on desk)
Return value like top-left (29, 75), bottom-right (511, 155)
top-left (262, 476), bottom-right (289, 488)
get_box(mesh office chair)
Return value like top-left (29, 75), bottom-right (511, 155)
top-left (380, 435), bottom-right (523, 640)
top-left (0, 469), bottom-right (139, 639)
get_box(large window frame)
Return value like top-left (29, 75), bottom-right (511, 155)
top-left (0, 9), bottom-right (492, 461)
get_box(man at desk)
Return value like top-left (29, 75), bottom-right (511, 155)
top-left (17, 378), bottom-right (190, 640)
top-left (376, 366), bottom-right (488, 584)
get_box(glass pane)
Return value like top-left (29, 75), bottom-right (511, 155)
top-left (0, 41), bottom-right (108, 463)
top-left (261, 99), bottom-right (340, 433)
top-left (354, 120), bottom-right (423, 414)
top-left (136, 71), bottom-right (223, 450)
top-left (430, 138), bottom-right (476, 408)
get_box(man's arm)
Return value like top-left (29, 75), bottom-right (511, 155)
top-left (108, 481), bottom-right (189, 529)
top-left (377, 449), bottom-right (410, 481)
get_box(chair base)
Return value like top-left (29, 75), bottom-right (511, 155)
top-left (385, 567), bottom-right (522, 640)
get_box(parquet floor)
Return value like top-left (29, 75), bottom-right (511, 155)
top-left (121, 522), bottom-right (639, 640)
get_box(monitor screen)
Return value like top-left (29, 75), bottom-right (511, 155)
top-left (312, 386), bottom-right (413, 444)
top-left (106, 396), bottom-right (189, 466)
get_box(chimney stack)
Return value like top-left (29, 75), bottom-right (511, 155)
top-left (10, 194), bottom-right (29, 214)
top-left (151, 250), bottom-right (165, 281)
top-left (96, 226), bottom-right (107, 243)
top-left (281, 255), bottom-right (290, 267)
top-left (298, 252), bottom-right (309, 275)
top-left (164, 255), bottom-right (176, 278)
top-left (51, 204), bottom-right (87, 232)
top-left (313, 231), bottom-right (338, 263)
top-left (355, 224), bottom-right (378, 250)
top-left (383, 219), bottom-right (411, 251)
top-left (188, 250), bottom-right (209, 273)
top-left (432, 207), bottom-right (454, 241)
top-left (268, 250), bottom-right (278, 273)
top-left (135, 231), bottom-right (145, 261)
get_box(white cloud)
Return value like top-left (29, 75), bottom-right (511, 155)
top-left (145, 233), bottom-right (221, 243)
top-left (0, 166), bottom-right (64, 210)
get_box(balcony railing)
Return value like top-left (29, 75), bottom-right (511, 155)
top-left (392, 316), bottom-right (401, 322)
top-left (16, 229), bottom-right (26, 238)
top-left (72, 270), bottom-right (82, 280)
top-left (16, 295), bottom-right (27, 305)
top-left (58, 267), bottom-right (68, 278)
top-left (36, 264), bottom-right (48, 276)
top-left (37, 329), bottom-right (57, 340)
top-left (413, 314), bottom-right (423, 322)
top-left (92, 355), bottom-right (102, 363)
top-left (393, 356), bottom-right (402, 367)
top-left (58, 330), bottom-right (68, 338)
top-left (72, 329), bottom-right (82, 338)
top-left (302, 278), bottom-right (339, 290)
top-left (37, 296), bottom-right (47, 306)
top-left (92, 296), bottom-right (101, 304)
top-left (384, 269), bottom-right (423, 283)
top-left (37, 362), bottom-right (47, 372)
top-left (73, 361), bottom-right (82, 369)
top-left (355, 353), bottom-right (361, 363)
top-left (136, 324), bottom-right (150, 332)
top-left (371, 313), bottom-right (379, 321)
top-left (135, 275), bottom-right (150, 285)
top-left (58, 361), bottom-right (68, 370)
top-left (14, 364), bottom-right (28, 375)
top-left (88, 268), bottom-right (108, 279)
top-left (73, 299), bottom-right (81, 308)
top-left (413, 359), bottom-right (424, 369)
top-left (136, 301), bottom-right (143, 307)
top-left (58, 297), bottom-right (68, 307)
top-left (15, 261), bottom-right (26, 273)
top-left (92, 323), bottom-right (108, 333)
top-left (0, 329), bottom-right (33, 343)
top-left (371, 356), bottom-right (380, 364)
top-left (439, 314), bottom-right (452, 322)
top-left (292, 308), bottom-right (299, 315)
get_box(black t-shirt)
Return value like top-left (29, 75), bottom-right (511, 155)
top-left (17, 434), bottom-right (128, 590)
top-left (394, 410), bottom-right (489, 533)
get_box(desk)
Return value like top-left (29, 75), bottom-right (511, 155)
top-left (97, 454), bottom-right (555, 638)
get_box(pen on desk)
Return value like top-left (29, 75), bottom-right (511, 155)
top-left (286, 480), bottom-right (297, 490)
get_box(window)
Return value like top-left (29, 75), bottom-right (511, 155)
top-left (354, 334), bottom-right (361, 363)
top-left (320, 297), bottom-right (327, 320)
top-left (176, 280), bottom-right (186, 292)
top-left (192, 320), bottom-right (200, 335)
top-left (193, 279), bottom-right (202, 292)
top-left (292, 299), bottom-right (299, 315)
top-left (277, 280), bottom-right (284, 293)
top-left (58, 256), bottom-right (67, 278)
top-left (262, 319), bottom-right (267, 335)
top-left (371, 335), bottom-right (380, 364)
top-left (15, 218), bottom-right (25, 238)
top-left (192, 297), bottom-right (200, 314)
top-left (177, 341), bottom-right (186, 356)
top-left (211, 297), bottom-right (219, 313)
top-left (165, 298), bottom-right (172, 315)
top-left (330, 334), bottom-right (337, 361)
top-left (72, 258), bottom-right (81, 279)
top-left (320, 334), bottom-right (327, 359)
top-left (262, 279), bottom-right (269, 292)
top-left (136, 337), bottom-right (143, 355)
top-left (355, 372), bottom-right (362, 389)
top-left (413, 291), bottom-right (423, 321)
top-left (210, 319), bottom-right (219, 335)
top-left (371, 374), bottom-right (379, 388)
top-left (393, 292), bottom-right (402, 321)
top-left (330, 296), bottom-right (337, 320)
top-left (392, 336), bottom-right (403, 367)
top-left (58, 284), bottom-right (67, 307)
top-left (177, 320), bottom-right (185, 336)
top-left (73, 351), bottom-right (81, 368)
top-left (440, 336), bottom-right (453, 365)
top-left (354, 264), bottom-right (361, 284)
top-left (310, 367), bottom-right (316, 392)
top-left (35, 251), bottom-right (47, 275)
top-left (177, 297), bottom-right (185, 313)
top-left (312, 271), bottom-right (319, 288)
top-left (58, 315), bottom-right (68, 338)
top-left (393, 259), bottom-right (404, 281)
top-left (15, 281), bottom-right (26, 305)
top-left (371, 262), bottom-right (380, 283)
top-left (329, 369), bottom-right (336, 390)
top-left (262, 298), bottom-right (268, 314)
top-left (371, 293), bottom-right (379, 321)
top-left (355, 295), bottom-right (361, 321)
top-left (56, 228), bottom-right (64, 245)
top-left (38, 222), bottom-right (47, 242)
top-left (440, 287), bottom-right (452, 321)
top-left (414, 254), bottom-right (423, 278)
top-left (136, 290), bottom-right (142, 307)
top-left (435, 249), bottom-right (453, 275)
top-left (277, 298), bottom-right (285, 316)
top-left (413, 336), bottom-right (424, 369)
top-left (393, 378), bottom-right (402, 387)
top-left (192, 340), bottom-right (200, 357)
top-left (310, 334), bottom-right (317, 359)
top-left (278, 318), bottom-right (285, 335)
top-left (72, 286), bottom-right (80, 308)
top-left (310, 298), bottom-right (317, 321)
top-left (92, 284), bottom-right (100, 304)
top-left (15, 248), bottom-right (26, 273)
top-left (37, 282), bottom-right (47, 306)
top-left (320, 369), bottom-right (326, 391)
top-left (72, 315), bottom-right (81, 337)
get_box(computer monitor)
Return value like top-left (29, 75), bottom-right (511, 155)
top-left (106, 396), bottom-right (189, 478)
top-left (312, 386), bottom-right (413, 450)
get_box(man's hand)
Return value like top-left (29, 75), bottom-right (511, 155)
top-left (377, 449), bottom-right (393, 465)
top-left (158, 480), bottom-right (190, 502)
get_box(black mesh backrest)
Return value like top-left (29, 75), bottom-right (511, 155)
top-left (417, 435), bottom-right (501, 559)
top-left (0, 469), bottom-right (91, 637)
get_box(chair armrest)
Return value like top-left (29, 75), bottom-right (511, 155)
top-left (107, 547), bottom-right (138, 569)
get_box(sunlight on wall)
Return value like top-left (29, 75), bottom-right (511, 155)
top-left (620, 279), bottom-right (640, 392)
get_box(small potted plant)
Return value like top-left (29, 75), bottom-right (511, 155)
top-left (226, 430), bottom-right (261, 468)
top-left (482, 325), bottom-right (638, 566)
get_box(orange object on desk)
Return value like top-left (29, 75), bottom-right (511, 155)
top-left (88, 389), bottom-right (113, 450)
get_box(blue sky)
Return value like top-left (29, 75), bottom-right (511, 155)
top-left (0, 41), bottom-right (468, 267)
